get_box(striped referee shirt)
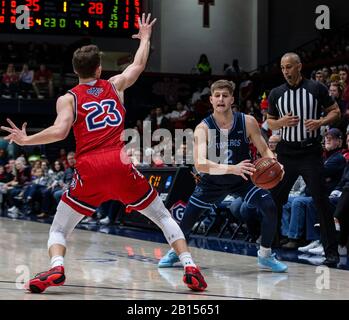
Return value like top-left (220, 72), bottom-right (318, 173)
top-left (268, 79), bottom-right (334, 142)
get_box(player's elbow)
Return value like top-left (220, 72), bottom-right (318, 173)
top-left (195, 163), bottom-right (208, 174)
top-left (54, 126), bottom-right (70, 141)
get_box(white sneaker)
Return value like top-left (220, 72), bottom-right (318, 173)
top-left (7, 210), bottom-right (19, 218)
top-left (8, 206), bottom-right (19, 213)
top-left (81, 216), bottom-right (95, 224)
top-left (99, 216), bottom-right (110, 225)
top-left (308, 244), bottom-right (325, 256)
top-left (298, 240), bottom-right (321, 253)
top-left (298, 254), bottom-right (325, 265)
top-left (338, 245), bottom-right (347, 256)
top-left (38, 95), bottom-right (44, 99)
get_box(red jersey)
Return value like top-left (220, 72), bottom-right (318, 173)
top-left (68, 79), bottom-right (126, 157)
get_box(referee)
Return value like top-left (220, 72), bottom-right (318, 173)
top-left (267, 52), bottom-right (341, 267)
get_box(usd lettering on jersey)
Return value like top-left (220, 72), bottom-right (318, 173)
top-left (86, 87), bottom-right (104, 97)
top-left (82, 99), bottom-right (122, 131)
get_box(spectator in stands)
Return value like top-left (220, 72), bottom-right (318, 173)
top-left (167, 102), bottom-right (190, 130)
top-left (268, 135), bottom-right (281, 157)
top-left (6, 157), bottom-right (32, 218)
top-left (32, 64), bottom-right (54, 99)
top-left (18, 63), bottom-right (34, 99)
top-left (0, 163), bottom-right (14, 211)
top-left (152, 106), bottom-right (170, 130)
top-left (330, 66), bottom-right (338, 75)
top-left (23, 167), bottom-right (50, 216)
top-left (58, 148), bottom-right (68, 169)
top-left (315, 70), bottom-right (325, 84)
top-left (31, 160), bottom-right (42, 177)
top-left (322, 67), bottom-right (331, 86)
top-left (331, 163), bottom-right (349, 257)
top-left (41, 159), bottom-right (50, 176)
top-left (196, 54), bottom-right (212, 75)
top-left (282, 128), bottom-right (346, 250)
top-left (329, 83), bottom-right (347, 133)
top-left (1, 63), bottom-right (19, 99)
top-left (191, 85), bottom-right (203, 105)
top-left (339, 68), bottom-right (349, 108)
top-left (53, 152), bottom-right (75, 204)
top-left (38, 161), bottom-right (65, 218)
top-left (224, 59), bottom-right (241, 79)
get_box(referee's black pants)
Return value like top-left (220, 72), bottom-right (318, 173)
top-left (271, 148), bottom-right (338, 258)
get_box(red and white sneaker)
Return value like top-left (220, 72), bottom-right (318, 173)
top-left (183, 266), bottom-right (207, 291)
top-left (25, 266), bottom-right (65, 293)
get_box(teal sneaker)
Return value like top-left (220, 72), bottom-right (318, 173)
top-left (158, 249), bottom-right (180, 268)
top-left (258, 251), bottom-right (288, 273)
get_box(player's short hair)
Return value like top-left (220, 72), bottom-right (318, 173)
top-left (210, 80), bottom-right (235, 95)
top-left (72, 45), bottom-right (101, 78)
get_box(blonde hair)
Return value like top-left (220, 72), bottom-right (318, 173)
top-left (210, 80), bottom-right (235, 95)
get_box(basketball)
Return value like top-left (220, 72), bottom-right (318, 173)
top-left (251, 157), bottom-right (283, 190)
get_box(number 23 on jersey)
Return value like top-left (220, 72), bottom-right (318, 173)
top-left (82, 99), bottom-right (122, 131)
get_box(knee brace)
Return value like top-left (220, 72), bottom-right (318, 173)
top-left (139, 196), bottom-right (185, 245)
top-left (47, 201), bottom-right (84, 249)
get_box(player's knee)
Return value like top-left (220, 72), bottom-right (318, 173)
top-left (47, 231), bottom-right (66, 249)
top-left (259, 197), bottom-right (277, 218)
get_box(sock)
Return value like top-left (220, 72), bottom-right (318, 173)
top-left (179, 252), bottom-right (196, 268)
top-left (51, 255), bottom-right (64, 268)
top-left (259, 246), bottom-right (272, 258)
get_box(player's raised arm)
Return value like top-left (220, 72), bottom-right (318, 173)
top-left (109, 13), bottom-right (157, 92)
top-left (1, 94), bottom-right (74, 146)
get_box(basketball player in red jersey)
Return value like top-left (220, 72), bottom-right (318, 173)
top-left (1, 13), bottom-right (207, 293)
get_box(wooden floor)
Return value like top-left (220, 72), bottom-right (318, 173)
top-left (1, 217), bottom-right (349, 300)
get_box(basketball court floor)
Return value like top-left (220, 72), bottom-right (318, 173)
top-left (1, 216), bottom-right (349, 300)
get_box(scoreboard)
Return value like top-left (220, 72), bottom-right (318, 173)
top-left (0, 0), bottom-right (144, 37)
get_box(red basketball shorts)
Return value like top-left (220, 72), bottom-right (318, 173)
top-left (61, 148), bottom-right (157, 216)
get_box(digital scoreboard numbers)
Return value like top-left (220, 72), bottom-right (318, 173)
top-left (0, 0), bottom-right (143, 37)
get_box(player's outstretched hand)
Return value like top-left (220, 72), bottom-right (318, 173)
top-left (1, 118), bottom-right (28, 145)
top-left (232, 159), bottom-right (256, 181)
top-left (132, 13), bottom-right (157, 41)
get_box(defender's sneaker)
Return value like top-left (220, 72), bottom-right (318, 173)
top-left (25, 266), bottom-right (65, 293)
top-left (183, 266), bottom-right (207, 291)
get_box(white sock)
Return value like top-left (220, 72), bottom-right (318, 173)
top-left (51, 255), bottom-right (64, 268)
top-left (259, 246), bottom-right (272, 258)
top-left (179, 252), bottom-right (196, 268)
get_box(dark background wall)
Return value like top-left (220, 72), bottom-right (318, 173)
top-left (268, 0), bottom-right (349, 63)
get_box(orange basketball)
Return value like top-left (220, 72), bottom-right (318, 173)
top-left (251, 157), bottom-right (283, 190)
